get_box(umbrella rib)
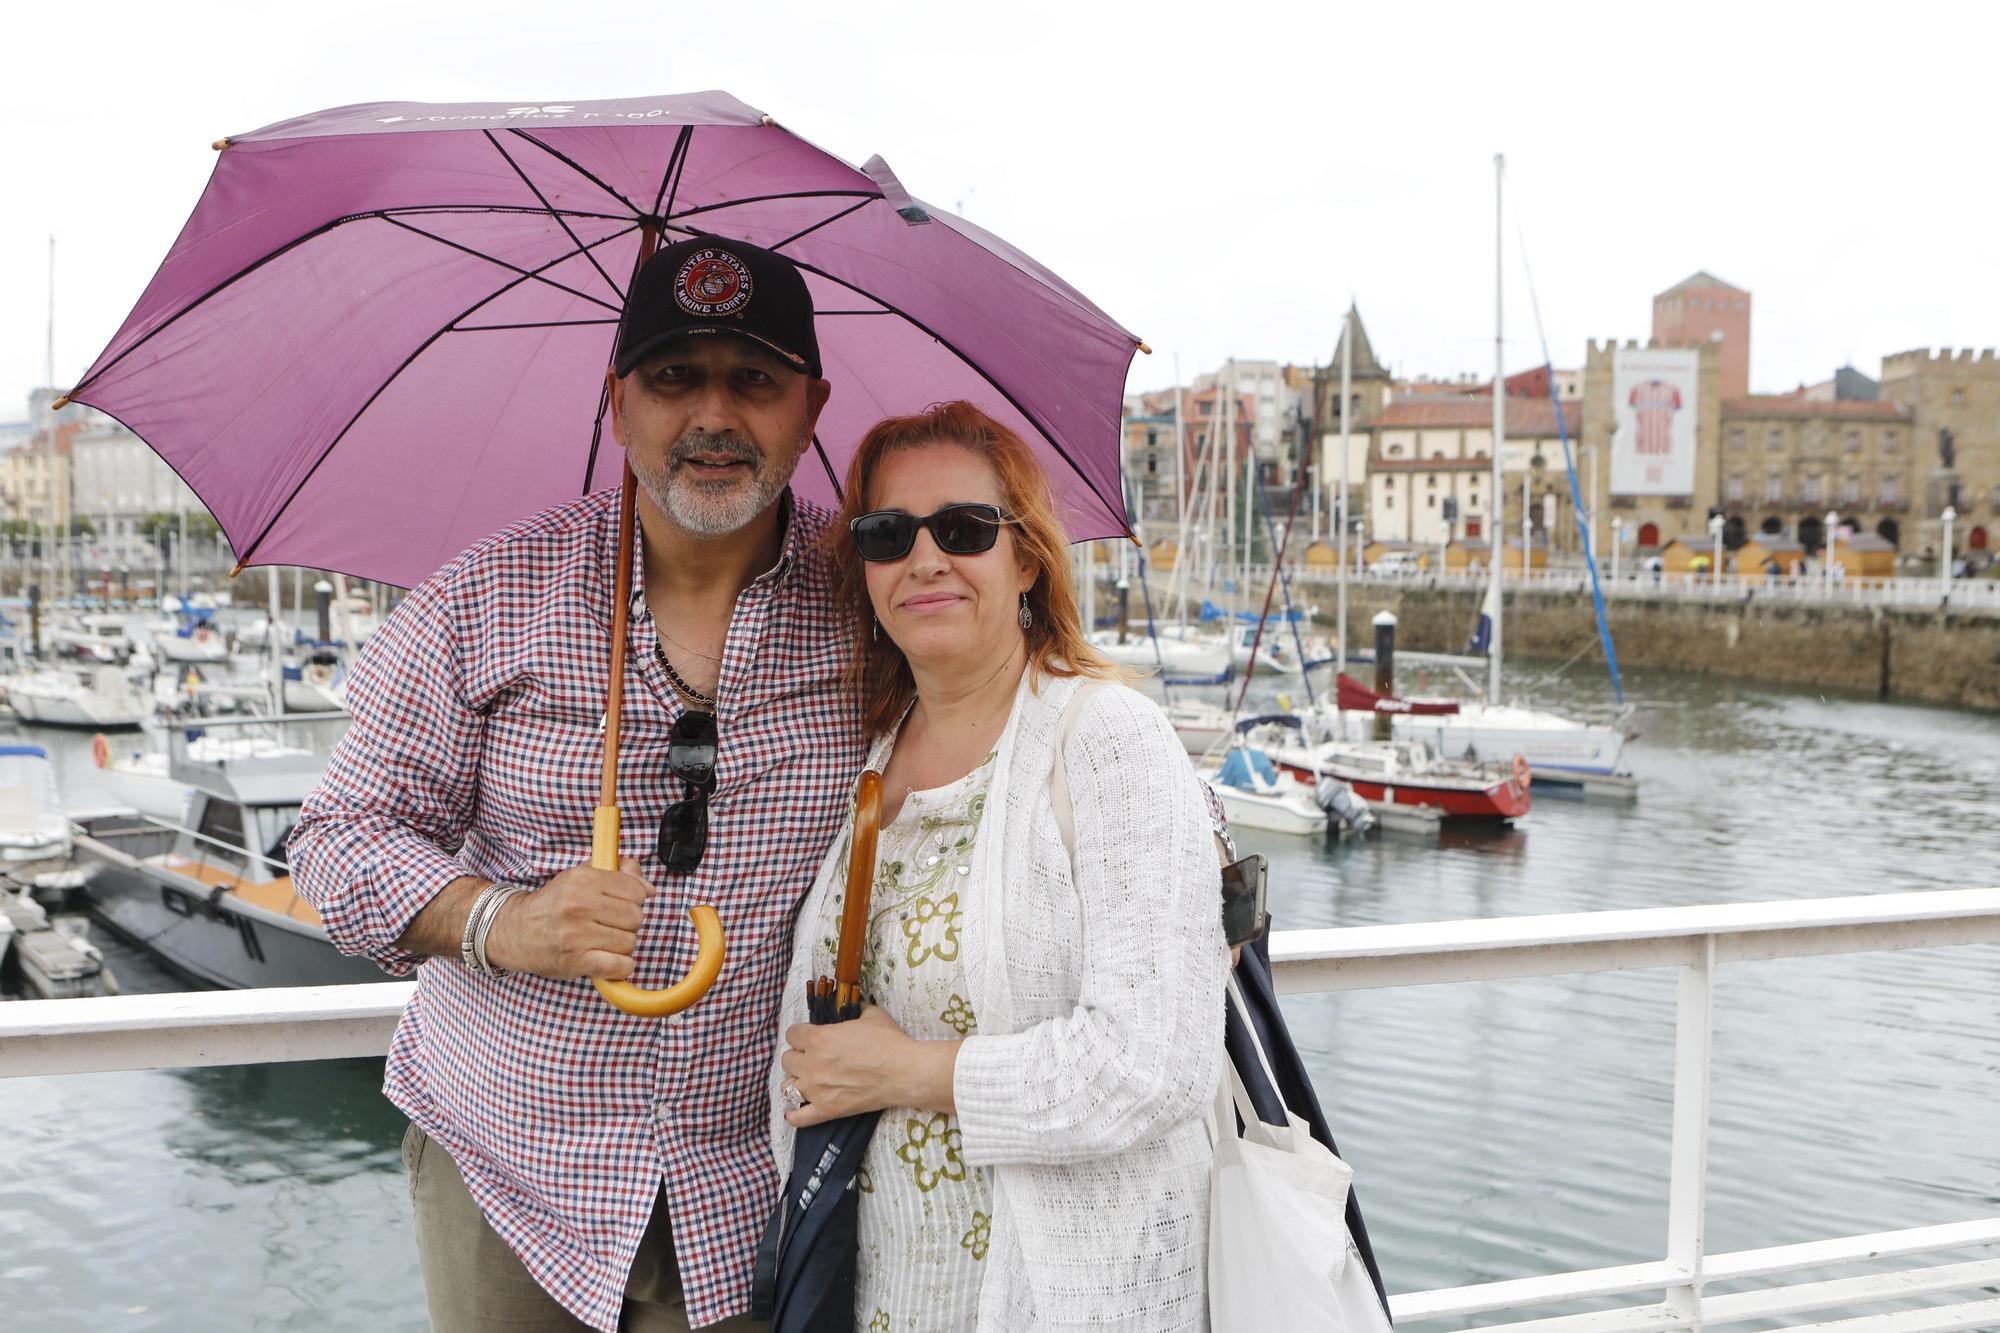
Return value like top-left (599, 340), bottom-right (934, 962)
top-left (232, 225), bottom-right (640, 569)
top-left (810, 432), bottom-right (843, 503)
top-left (668, 190), bottom-right (878, 223)
top-left (69, 209), bottom-right (631, 399)
top-left (766, 198), bottom-right (873, 253)
top-left (453, 318), bottom-right (621, 332)
top-left (750, 253), bottom-right (1121, 525)
top-left (381, 217), bottom-right (625, 315)
top-left (483, 130), bottom-right (626, 302)
top-left (653, 125), bottom-right (693, 218)
top-left (506, 128), bottom-right (646, 218)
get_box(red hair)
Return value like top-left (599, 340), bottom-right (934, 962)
top-left (825, 402), bottom-right (1119, 735)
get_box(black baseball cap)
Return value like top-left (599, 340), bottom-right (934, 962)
top-left (614, 235), bottom-right (821, 379)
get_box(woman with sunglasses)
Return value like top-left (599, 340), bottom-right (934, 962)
top-left (770, 401), bottom-right (1227, 1331)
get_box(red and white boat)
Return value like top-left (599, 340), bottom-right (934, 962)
top-left (1264, 689), bottom-right (1531, 822)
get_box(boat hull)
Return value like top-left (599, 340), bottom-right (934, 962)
top-left (1391, 714), bottom-right (1628, 778)
top-left (9, 692), bottom-right (148, 729)
top-left (1275, 755), bottom-right (1529, 821)
top-left (75, 830), bottom-right (382, 989)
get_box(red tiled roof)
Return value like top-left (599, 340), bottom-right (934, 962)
top-left (1375, 395), bottom-right (1581, 437)
top-left (1722, 397), bottom-right (1911, 422)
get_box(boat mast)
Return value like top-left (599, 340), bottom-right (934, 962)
top-left (1336, 304), bottom-right (1353, 679)
top-left (1488, 153), bottom-right (1506, 703)
top-left (1171, 354), bottom-right (1187, 633)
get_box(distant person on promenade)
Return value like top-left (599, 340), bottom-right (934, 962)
top-left (769, 403), bottom-right (1227, 1330)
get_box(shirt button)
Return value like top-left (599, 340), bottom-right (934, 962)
top-left (654, 1102), bottom-right (674, 1124)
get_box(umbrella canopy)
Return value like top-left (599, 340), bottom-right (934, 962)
top-left (63, 92), bottom-right (1143, 589)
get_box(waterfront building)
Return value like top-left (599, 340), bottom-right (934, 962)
top-left (1877, 347), bottom-right (2000, 558)
top-left (1363, 395), bottom-right (1581, 550)
top-left (1652, 270), bottom-right (1752, 399)
top-left (1581, 338), bottom-right (1725, 554)
top-left (1717, 395), bottom-right (1915, 553)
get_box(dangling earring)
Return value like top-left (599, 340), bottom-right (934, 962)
top-left (871, 619), bottom-right (880, 643)
top-left (1018, 592), bottom-right (1033, 630)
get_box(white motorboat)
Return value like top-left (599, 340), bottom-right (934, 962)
top-left (0, 744), bottom-right (93, 896)
top-left (282, 647), bottom-right (350, 712)
top-left (1204, 745), bottom-right (1328, 836)
top-left (148, 597), bottom-right (232, 664)
top-left (75, 713), bottom-right (377, 989)
top-left (1088, 629), bottom-right (1231, 680)
top-left (1165, 698), bottom-right (1236, 756)
top-left (93, 728), bottom-right (312, 824)
top-left (48, 613), bottom-right (135, 665)
top-left (1317, 674), bottom-right (1631, 785)
top-left (0, 886), bottom-right (109, 998)
top-left (4, 666), bottom-right (151, 729)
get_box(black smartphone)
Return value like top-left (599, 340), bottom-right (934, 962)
top-left (1220, 854), bottom-right (1268, 947)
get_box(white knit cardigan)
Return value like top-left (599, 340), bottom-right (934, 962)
top-left (770, 671), bottom-right (1228, 1330)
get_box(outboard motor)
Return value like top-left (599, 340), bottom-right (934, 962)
top-left (1316, 775), bottom-right (1378, 836)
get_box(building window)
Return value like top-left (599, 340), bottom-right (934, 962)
top-left (1765, 473), bottom-right (1783, 502)
top-left (1844, 475), bottom-right (1860, 504)
top-left (1726, 475), bottom-right (1744, 501)
top-left (1387, 444), bottom-right (1404, 458)
top-left (1882, 475), bottom-right (1899, 504)
top-left (1768, 429), bottom-right (1784, 452)
top-left (1884, 431), bottom-right (1899, 453)
top-left (1426, 476), bottom-right (1438, 489)
top-left (1728, 428), bottom-right (1745, 450)
top-left (1845, 431), bottom-right (1860, 452)
top-left (1802, 476), bottom-right (1822, 504)
top-left (1427, 495), bottom-right (1437, 508)
top-left (1385, 490), bottom-right (1394, 509)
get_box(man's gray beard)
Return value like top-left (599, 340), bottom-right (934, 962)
top-left (633, 429), bottom-right (804, 537)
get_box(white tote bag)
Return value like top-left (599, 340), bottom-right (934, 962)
top-left (1209, 978), bottom-right (1392, 1333)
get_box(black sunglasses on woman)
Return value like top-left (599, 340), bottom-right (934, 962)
top-left (849, 502), bottom-right (1010, 563)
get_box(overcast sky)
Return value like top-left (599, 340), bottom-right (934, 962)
top-left (6, 0), bottom-right (1995, 416)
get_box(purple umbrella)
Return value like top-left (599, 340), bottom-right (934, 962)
top-left (61, 93), bottom-right (1145, 1017)
top-left (60, 91), bottom-right (1144, 588)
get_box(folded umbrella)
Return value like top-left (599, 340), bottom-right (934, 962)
top-left (752, 769), bottom-right (883, 1331)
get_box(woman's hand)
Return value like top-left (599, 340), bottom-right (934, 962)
top-left (780, 1004), bottom-right (962, 1129)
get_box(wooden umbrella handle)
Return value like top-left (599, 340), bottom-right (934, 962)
top-left (591, 801), bottom-right (726, 1019)
top-left (834, 770), bottom-right (883, 1012)
top-left (587, 281), bottom-right (727, 1017)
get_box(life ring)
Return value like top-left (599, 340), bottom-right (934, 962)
top-left (92, 733), bottom-right (110, 768)
top-left (1511, 754), bottom-right (1531, 790)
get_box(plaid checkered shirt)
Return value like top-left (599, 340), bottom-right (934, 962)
top-left (291, 488), bottom-right (864, 1331)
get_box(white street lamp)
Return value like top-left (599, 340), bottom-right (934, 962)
top-left (1610, 516), bottom-right (1624, 582)
top-left (1942, 505), bottom-right (1958, 600)
top-left (1707, 512), bottom-right (1725, 587)
top-left (1824, 510), bottom-right (1840, 597)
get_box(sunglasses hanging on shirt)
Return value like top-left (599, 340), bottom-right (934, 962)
top-left (657, 709), bottom-right (718, 873)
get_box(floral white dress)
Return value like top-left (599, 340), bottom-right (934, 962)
top-left (807, 749), bottom-right (998, 1333)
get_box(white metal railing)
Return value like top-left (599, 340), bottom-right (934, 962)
top-left (6, 890), bottom-right (1999, 1331)
top-left (1258, 564), bottom-right (2000, 615)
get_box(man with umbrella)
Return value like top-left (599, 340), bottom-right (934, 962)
top-left (292, 236), bottom-right (858, 1331)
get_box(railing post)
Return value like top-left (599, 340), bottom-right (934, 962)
top-left (1666, 933), bottom-right (1716, 1328)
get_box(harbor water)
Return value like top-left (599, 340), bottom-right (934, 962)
top-left (4, 662), bottom-right (1998, 1330)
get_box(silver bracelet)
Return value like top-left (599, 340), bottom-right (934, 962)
top-left (472, 886), bottom-right (526, 977)
top-left (458, 884), bottom-right (495, 972)
top-left (460, 883), bottom-right (515, 977)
